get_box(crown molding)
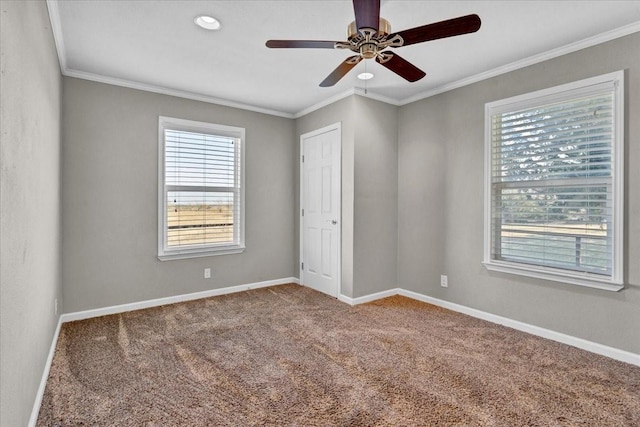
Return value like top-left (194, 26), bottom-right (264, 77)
top-left (353, 88), bottom-right (402, 107)
top-left (45, 0), bottom-right (294, 118)
top-left (46, 0), bottom-right (67, 73)
top-left (292, 87), bottom-right (400, 118)
top-left (293, 88), bottom-right (357, 118)
top-left (399, 21), bottom-right (640, 106)
top-left (63, 69), bottom-right (295, 119)
top-left (45, 0), bottom-right (640, 120)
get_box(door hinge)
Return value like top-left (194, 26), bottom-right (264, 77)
top-left (301, 209), bottom-right (304, 217)
top-left (302, 155), bottom-right (305, 162)
top-left (301, 262), bottom-right (304, 270)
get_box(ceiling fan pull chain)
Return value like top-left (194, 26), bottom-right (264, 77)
top-left (364, 61), bottom-right (368, 95)
top-left (265, 0), bottom-right (481, 87)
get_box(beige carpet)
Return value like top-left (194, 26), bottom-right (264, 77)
top-left (38, 284), bottom-right (639, 426)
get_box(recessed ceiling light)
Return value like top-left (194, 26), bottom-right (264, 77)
top-left (357, 72), bottom-right (374, 80)
top-left (194, 15), bottom-right (221, 30)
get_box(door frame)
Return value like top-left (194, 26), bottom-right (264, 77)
top-left (299, 122), bottom-right (342, 297)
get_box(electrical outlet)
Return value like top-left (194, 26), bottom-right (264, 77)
top-left (204, 268), bottom-right (211, 279)
top-left (440, 275), bottom-right (448, 288)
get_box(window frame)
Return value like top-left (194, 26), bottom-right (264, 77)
top-left (158, 116), bottom-right (245, 260)
top-left (483, 71), bottom-right (624, 291)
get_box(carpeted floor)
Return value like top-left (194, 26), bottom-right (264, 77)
top-left (37, 284), bottom-right (639, 426)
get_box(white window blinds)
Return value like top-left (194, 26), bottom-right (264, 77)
top-left (158, 117), bottom-right (245, 259)
top-left (484, 71), bottom-right (624, 290)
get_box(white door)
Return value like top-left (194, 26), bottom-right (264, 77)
top-left (300, 123), bottom-right (341, 297)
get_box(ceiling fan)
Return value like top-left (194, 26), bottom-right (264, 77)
top-left (266, 0), bottom-right (481, 87)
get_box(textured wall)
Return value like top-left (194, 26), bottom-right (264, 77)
top-left (296, 97), bottom-right (356, 297)
top-left (2, 6), bottom-right (637, 426)
top-left (296, 95), bottom-right (398, 298)
top-left (62, 78), bottom-right (296, 312)
top-left (351, 96), bottom-right (398, 297)
top-left (0, 1), bottom-right (63, 425)
top-left (398, 33), bottom-right (640, 353)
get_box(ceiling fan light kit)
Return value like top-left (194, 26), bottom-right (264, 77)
top-left (265, 0), bottom-right (481, 87)
top-left (357, 72), bottom-right (374, 80)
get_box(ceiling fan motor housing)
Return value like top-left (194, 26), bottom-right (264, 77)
top-left (346, 18), bottom-right (396, 59)
top-left (265, 0), bottom-right (481, 87)
top-left (348, 18), bottom-right (391, 39)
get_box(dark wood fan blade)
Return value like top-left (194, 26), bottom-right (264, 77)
top-left (391, 14), bottom-right (481, 47)
top-left (353, 0), bottom-right (380, 32)
top-left (266, 40), bottom-right (341, 49)
top-left (320, 56), bottom-right (362, 87)
top-left (376, 53), bottom-right (425, 82)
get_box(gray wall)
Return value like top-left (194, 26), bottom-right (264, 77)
top-left (398, 33), bottom-right (640, 354)
top-left (1, 5), bottom-right (636, 424)
top-left (352, 96), bottom-right (398, 297)
top-left (62, 78), bottom-right (296, 312)
top-left (0, 1), bottom-right (63, 425)
top-left (296, 97), bottom-right (356, 297)
top-left (295, 95), bottom-right (398, 298)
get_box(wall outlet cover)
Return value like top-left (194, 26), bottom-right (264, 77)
top-left (440, 275), bottom-right (448, 287)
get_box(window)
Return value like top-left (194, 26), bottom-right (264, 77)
top-left (483, 71), bottom-right (624, 291)
top-left (158, 117), bottom-right (245, 260)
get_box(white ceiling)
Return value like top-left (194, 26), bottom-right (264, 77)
top-left (48, 1), bottom-right (640, 117)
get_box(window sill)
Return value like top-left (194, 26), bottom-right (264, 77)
top-left (158, 245), bottom-right (245, 261)
top-left (482, 260), bottom-right (623, 292)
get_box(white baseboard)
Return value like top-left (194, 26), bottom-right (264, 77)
top-left (338, 288), bottom-right (399, 306)
top-left (31, 277), bottom-right (299, 425)
top-left (336, 287), bottom-right (639, 367)
top-left (29, 316), bottom-right (62, 427)
top-left (31, 278), bottom-right (638, 425)
top-left (397, 289), bottom-right (640, 366)
top-left (61, 277), bottom-right (299, 323)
